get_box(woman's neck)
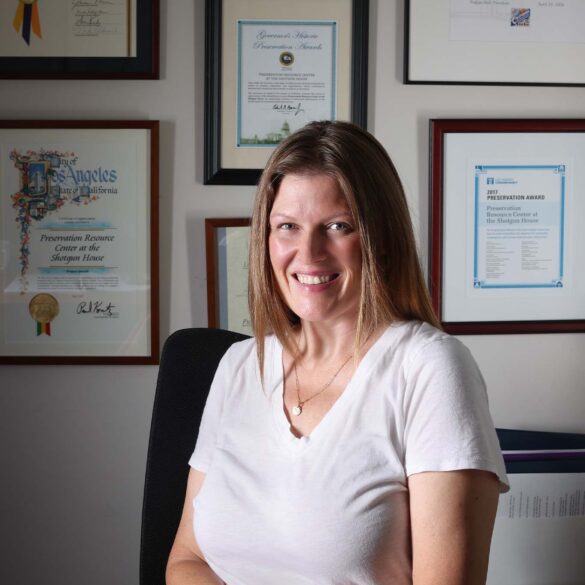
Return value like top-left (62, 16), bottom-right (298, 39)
top-left (292, 320), bottom-right (386, 366)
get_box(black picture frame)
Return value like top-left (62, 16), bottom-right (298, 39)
top-left (0, 0), bottom-right (159, 80)
top-left (204, 0), bottom-right (369, 185)
top-left (405, 0), bottom-right (585, 87)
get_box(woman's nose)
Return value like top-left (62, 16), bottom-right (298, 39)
top-left (297, 229), bottom-right (327, 263)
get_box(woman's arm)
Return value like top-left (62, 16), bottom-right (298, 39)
top-left (166, 468), bottom-right (223, 585)
top-left (409, 469), bottom-right (500, 585)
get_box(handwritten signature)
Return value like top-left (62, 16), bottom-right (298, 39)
top-left (76, 300), bottom-right (117, 317)
top-left (272, 103), bottom-right (305, 116)
top-left (72, 0), bottom-right (118, 7)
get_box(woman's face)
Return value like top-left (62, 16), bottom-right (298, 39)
top-left (268, 173), bottom-right (362, 327)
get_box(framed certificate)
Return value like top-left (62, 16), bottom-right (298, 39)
top-left (406, 0), bottom-right (585, 86)
top-left (205, 218), bottom-right (251, 335)
top-left (205, 0), bottom-right (369, 185)
top-left (430, 119), bottom-right (585, 334)
top-left (0, 0), bottom-right (159, 79)
top-left (0, 120), bottom-right (159, 364)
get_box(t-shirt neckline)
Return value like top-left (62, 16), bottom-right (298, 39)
top-left (268, 324), bottom-right (399, 452)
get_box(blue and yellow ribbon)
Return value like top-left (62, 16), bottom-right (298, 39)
top-left (13, 0), bottom-right (42, 46)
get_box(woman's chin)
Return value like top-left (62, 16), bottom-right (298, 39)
top-left (288, 301), bottom-right (359, 326)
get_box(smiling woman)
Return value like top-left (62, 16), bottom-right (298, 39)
top-left (249, 121), bottom-right (444, 369)
top-left (167, 121), bottom-right (509, 585)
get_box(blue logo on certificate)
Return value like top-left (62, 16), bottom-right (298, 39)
top-left (511, 9), bottom-right (530, 27)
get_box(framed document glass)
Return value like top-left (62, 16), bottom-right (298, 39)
top-left (205, 0), bottom-right (369, 185)
top-left (430, 119), bottom-right (585, 334)
top-left (0, 120), bottom-right (159, 363)
top-left (0, 0), bottom-right (159, 79)
top-left (406, 0), bottom-right (585, 86)
top-left (205, 218), bottom-right (251, 335)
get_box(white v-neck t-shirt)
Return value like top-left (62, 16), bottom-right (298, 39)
top-left (189, 321), bottom-right (509, 585)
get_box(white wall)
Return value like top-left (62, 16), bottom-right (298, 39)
top-left (0, 2), bottom-right (583, 584)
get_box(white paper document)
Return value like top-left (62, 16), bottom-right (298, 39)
top-left (474, 164), bottom-right (566, 289)
top-left (218, 226), bottom-right (252, 336)
top-left (237, 19), bottom-right (336, 148)
top-left (0, 0), bottom-right (133, 57)
top-left (0, 129), bottom-right (150, 356)
top-left (450, 0), bottom-right (585, 44)
top-left (487, 473), bottom-right (585, 585)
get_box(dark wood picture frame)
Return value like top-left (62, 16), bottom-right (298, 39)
top-left (430, 118), bottom-right (585, 335)
top-left (0, 120), bottom-right (159, 364)
top-left (0, 0), bottom-right (159, 79)
top-left (204, 0), bottom-right (369, 185)
top-left (205, 217), bottom-right (251, 329)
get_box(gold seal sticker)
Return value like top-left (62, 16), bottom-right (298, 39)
top-left (29, 293), bottom-right (59, 336)
top-left (280, 51), bottom-right (294, 66)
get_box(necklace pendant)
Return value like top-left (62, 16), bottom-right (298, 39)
top-left (292, 404), bottom-right (302, 416)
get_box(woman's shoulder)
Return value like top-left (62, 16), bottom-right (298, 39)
top-left (381, 321), bottom-right (485, 402)
top-left (389, 320), bottom-right (454, 348)
top-left (216, 334), bottom-right (280, 394)
top-left (221, 335), bottom-right (258, 364)
top-left (387, 320), bottom-right (471, 367)
top-left (220, 334), bottom-right (280, 367)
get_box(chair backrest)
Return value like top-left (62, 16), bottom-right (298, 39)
top-left (140, 328), bottom-right (249, 585)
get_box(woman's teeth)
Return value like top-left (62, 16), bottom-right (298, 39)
top-left (296, 274), bottom-right (336, 285)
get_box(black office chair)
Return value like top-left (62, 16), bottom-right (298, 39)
top-left (140, 328), bottom-right (249, 585)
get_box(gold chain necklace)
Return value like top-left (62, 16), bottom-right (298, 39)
top-left (292, 353), bottom-right (353, 416)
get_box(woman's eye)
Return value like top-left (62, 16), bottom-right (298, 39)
top-left (278, 223), bottom-right (295, 231)
top-left (328, 222), bottom-right (351, 232)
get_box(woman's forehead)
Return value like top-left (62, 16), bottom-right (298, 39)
top-left (272, 173), bottom-right (347, 206)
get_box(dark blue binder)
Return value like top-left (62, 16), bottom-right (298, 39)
top-left (496, 428), bottom-right (585, 474)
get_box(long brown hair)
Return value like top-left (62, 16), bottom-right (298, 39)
top-left (248, 120), bottom-right (440, 374)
